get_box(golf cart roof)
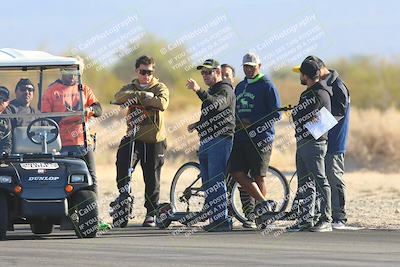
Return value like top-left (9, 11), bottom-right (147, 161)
top-left (0, 48), bottom-right (80, 69)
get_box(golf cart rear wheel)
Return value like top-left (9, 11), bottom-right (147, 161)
top-left (0, 193), bottom-right (8, 241)
top-left (30, 222), bottom-right (53, 234)
top-left (70, 190), bottom-right (98, 239)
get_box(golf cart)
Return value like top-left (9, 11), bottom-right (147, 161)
top-left (0, 48), bottom-right (98, 240)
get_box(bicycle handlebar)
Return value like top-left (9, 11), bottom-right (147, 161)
top-left (277, 105), bottom-right (294, 112)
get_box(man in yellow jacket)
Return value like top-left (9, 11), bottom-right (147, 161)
top-left (114, 55), bottom-right (169, 227)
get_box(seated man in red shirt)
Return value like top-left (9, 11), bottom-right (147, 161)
top-left (41, 66), bottom-right (102, 192)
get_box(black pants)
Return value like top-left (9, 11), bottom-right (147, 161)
top-left (61, 146), bottom-right (97, 193)
top-left (83, 150), bottom-right (97, 193)
top-left (116, 136), bottom-right (166, 216)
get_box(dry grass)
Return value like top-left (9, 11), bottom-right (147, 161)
top-left (346, 108), bottom-right (400, 172)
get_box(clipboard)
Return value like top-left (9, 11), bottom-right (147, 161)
top-left (304, 107), bottom-right (338, 139)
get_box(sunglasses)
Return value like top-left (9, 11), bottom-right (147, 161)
top-left (138, 69), bottom-right (154, 76)
top-left (17, 87), bottom-right (34, 93)
top-left (200, 69), bottom-right (214, 76)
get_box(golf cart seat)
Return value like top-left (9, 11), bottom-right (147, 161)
top-left (12, 126), bottom-right (62, 154)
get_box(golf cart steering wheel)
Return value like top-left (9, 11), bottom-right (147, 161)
top-left (0, 121), bottom-right (11, 142)
top-left (26, 118), bottom-right (59, 145)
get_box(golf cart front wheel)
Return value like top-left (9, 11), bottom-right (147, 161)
top-left (69, 190), bottom-right (98, 238)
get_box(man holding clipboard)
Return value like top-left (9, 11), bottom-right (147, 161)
top-left (290, 59), bottom-right (334, 232)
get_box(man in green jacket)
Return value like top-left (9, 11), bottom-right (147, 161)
top-left (114, 55), bottom-right (169, 227)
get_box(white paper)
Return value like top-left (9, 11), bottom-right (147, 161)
top-left (304, 107), bottom-right (338, 140)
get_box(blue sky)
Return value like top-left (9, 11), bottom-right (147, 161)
top-left (1, 0), bottom-right (399, 72)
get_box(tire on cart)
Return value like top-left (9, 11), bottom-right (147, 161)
top-left (69, 190), bottom-right (98, 238)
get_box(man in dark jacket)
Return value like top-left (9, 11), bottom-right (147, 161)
top-left (1, 79), bottom-right (37, 155)
top-left (186, 59), bottom-right (235, 232)
top-left (114, 55), bottom-right (169, 227)
top-left (290, 59), bottom-right (333, 232)
top-left (304, 56), bottom-right (350, 229)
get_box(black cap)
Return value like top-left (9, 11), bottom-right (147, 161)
top-left (304, 55), bottom-right (325, 68)
top-left (196, 59), bottom-right (220, 70)
top-left (15, 78), bottom-right (35, 91)
top-left (300, 60), bottom-right (320, 79)
top-left (0, 86), bottom-right (9, 101)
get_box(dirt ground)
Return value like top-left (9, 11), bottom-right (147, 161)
top-left (96, 163), bottom-right (400, 229)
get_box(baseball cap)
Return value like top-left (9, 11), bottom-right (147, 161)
top-left (15, 78), bottom-right (35, 91)
top-left (242, 53), bottom-right (260, 66)
top-left (292, 55), bottom-right (325, 73)
top-left (0, 86), bottom-right (9, 101)
top-left (294, 60), bottom-right (320, 79)
top-left (196, 59), bottom-right (220, 70)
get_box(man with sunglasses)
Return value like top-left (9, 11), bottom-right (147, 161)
top-left (114, 55), bottom-right (169, 227)
top-left (229, 53), bottom-right (281, 224)
top-left (186, 59), bottom-right (235, 232)
top-left (1, 79), bottom-right (37, 155)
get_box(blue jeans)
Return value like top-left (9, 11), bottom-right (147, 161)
top-left (198, 136), bottom-right (233, 224)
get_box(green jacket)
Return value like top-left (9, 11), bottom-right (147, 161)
top-left (114, 77), bottom-right (169, 143)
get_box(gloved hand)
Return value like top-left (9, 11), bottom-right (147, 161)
top-left (143, 92), bottom-right (154, 99)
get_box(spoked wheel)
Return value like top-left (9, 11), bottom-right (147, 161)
top-left (228, 166), bottom-right (290, 225)
top-left (170, 162), bottom-right (205, 214)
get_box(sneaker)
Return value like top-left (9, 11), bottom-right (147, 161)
top-left (310, 221), bottom-right (332, 232)
top-left (254, 200), bottom-right (277, 217)
top-left (203, 221), bottom-right (232, 232)
top-left (332, 221), bottom-right (346, 230)
top-left (98, 221), bottom-right (112, 231)
top-left (142, 215), bottom-right (156, 227)
top-left (286, 223), bottom-right (312, 232)
top-left (242, 219), bottom-right (257, 229)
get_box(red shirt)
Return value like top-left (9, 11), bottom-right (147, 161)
top-left (41, 81), bottom-right (97, 146)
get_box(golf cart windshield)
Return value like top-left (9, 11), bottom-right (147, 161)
top-left (0, 66), bottom-right (87, 157)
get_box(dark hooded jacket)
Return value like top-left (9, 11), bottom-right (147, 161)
top-left (292, 81), bottom-right (333, 142)
top-left (195, 81), bottom-right (236, 143)
top-left (320, 70), bottom-right (350, 153)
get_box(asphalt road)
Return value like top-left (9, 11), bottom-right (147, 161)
top-left (1, 226), bottom-right (399, 267)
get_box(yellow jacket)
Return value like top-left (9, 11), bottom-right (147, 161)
top-left (114, 77), bottom-right (169, 143)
